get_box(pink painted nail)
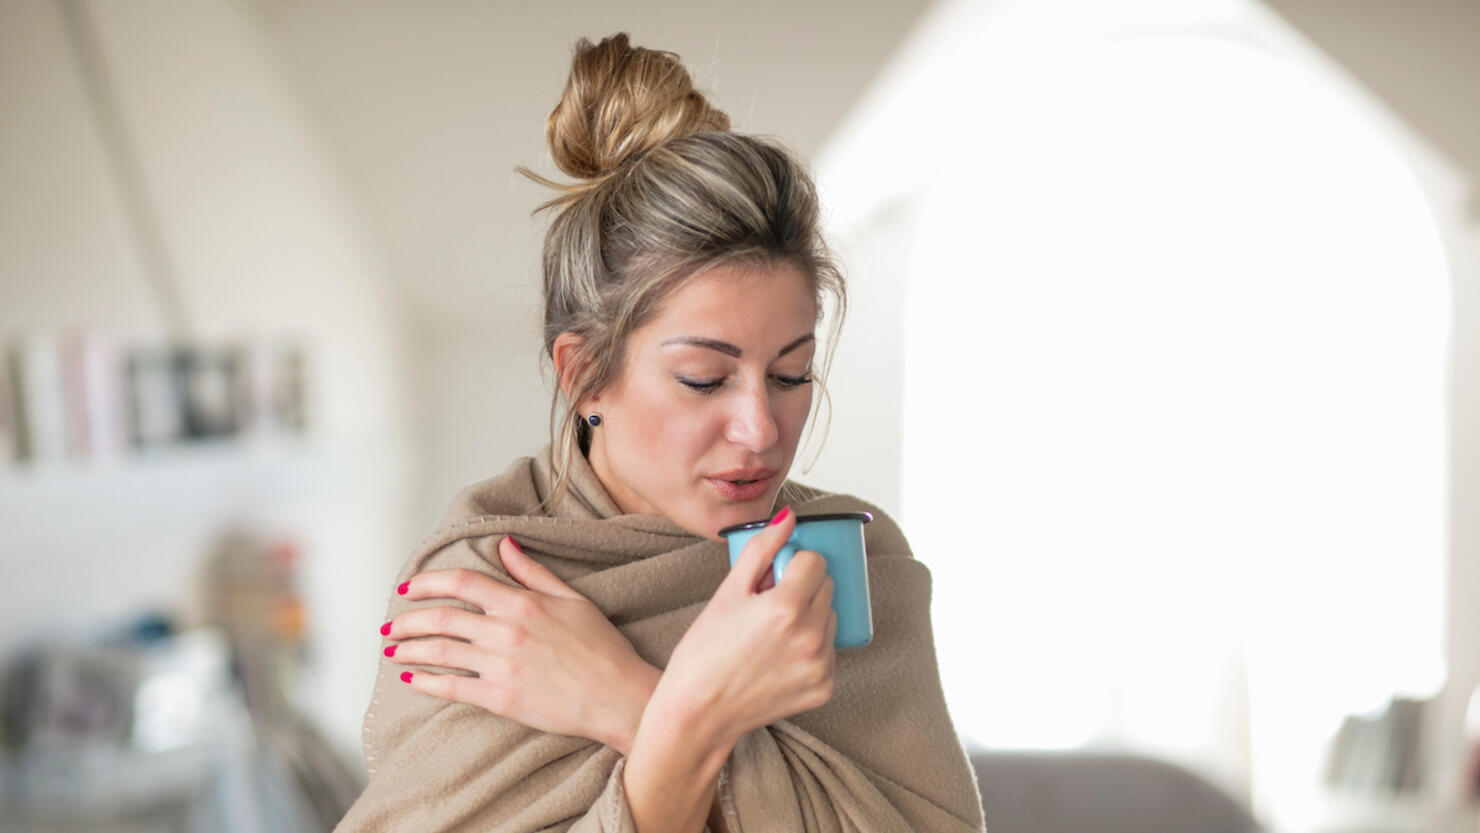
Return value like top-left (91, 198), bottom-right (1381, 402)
top-left (770, 506), bottom-right (791, 526)
top-left (380, 621), bottom-right (392, 636)
top-left (383, 645), bottom-right (396, 658)
top-left (397, 581), bottom-right (410, 595)
top-left (400, 672), bottom-right (413, 684)
top-left (508, 535), bottom-right (524, 554)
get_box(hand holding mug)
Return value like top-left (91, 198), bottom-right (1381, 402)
top-left (658, 507), bottom-right (838, 745)
top-left (721, 509), bottom-right (874, 650)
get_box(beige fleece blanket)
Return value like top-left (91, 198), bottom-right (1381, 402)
top-left (334, 446), bottom-right (985, 832)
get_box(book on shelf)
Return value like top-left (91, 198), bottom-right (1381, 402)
top-left (1324, 696), bottom-right (1428, 794)
top-left (9, 335), bottom-right (69, 463)
top-left (0, 348), bottom-right (15, 464)
top-left (61, 330), bottom-right (127, 461)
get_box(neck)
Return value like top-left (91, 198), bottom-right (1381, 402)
top-left (585, 431), bottom-right (656, 516)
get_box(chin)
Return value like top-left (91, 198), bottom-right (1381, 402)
top-left (703, 498), bottom-right (778, 541)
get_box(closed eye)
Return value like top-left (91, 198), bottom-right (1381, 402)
top-left (677, 376), bottom-right (724, 394)
top-left (675, 374), bottom-right (813, 394)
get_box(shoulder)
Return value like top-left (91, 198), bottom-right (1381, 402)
top-left (779, 480), bottom-right (913, 560)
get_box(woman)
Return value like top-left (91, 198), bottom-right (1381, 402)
top-left (334, 33), bottom-right (985, 833)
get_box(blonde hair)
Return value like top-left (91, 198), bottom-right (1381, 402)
top-left (517, 33), bottom-right (847, 502)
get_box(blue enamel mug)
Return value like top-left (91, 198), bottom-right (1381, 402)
top-left (718, 512), bottom-right (874, 650)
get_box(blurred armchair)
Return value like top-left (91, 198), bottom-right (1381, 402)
top-left (969, 749), bottom-right (1264, 833)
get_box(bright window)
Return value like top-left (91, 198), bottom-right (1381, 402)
top-left (900, 34), bottom-right (1450, 822)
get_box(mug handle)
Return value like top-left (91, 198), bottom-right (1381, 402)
top-left (771, 537), bottom-right (799, 581)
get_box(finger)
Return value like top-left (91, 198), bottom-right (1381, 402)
top-left (387, 605), bottom-right (496, 642)
top-left (724, 506), bottom-right (795, 598)
top-left (757, 567), bottom-right (776, 593)
top-left (804, 573), bottom-right (834, 630)
top-left (399, 567), bottom-right (521, 614)
top-left (399, 668), bottom-right (514, 715)
top-left (384, 636), bottom-right (510, 677)
top-left (775, 549), bottom-right (828, 606)
top-left (811, 577), bottom-right (834, 642)
top-left (499, 536), bottom-right (584, 601)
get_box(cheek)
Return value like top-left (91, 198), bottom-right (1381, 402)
top-left (612, 393), bottom-right (722, 471)
top-left (779, 391), bottom-right (814, 437)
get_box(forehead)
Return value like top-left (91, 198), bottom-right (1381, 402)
top-left (639, 261), bottom-right (818, 344)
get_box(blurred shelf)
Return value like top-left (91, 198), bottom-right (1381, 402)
top-left (0, 436), bottom-right (328, 499)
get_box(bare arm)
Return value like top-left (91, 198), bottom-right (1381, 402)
top-left (607, 678), bottom-right (731, 833)
top-left (623, 690), bottom-right (734, 833)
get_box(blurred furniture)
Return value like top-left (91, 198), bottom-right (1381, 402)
top-left (1, 625), bottom-right (363, 833)
top-left (968, 749), bottom-right (1480, 833)
top-left (969, 749), bottom-right (1263, 833)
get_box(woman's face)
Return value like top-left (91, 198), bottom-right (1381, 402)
top-left (583, 261), bottom-right (818, 540)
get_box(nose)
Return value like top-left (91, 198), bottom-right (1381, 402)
top-left (724, 383), bottom-right (780, 452)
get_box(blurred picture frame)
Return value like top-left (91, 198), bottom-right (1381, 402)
top-left (125, 345), bottom-right (250, 448)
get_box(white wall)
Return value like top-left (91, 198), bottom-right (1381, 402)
top-left (404, 307), bottom-right (551, 533)
top-left (794, 195), bottom-right (920, 518)
top-left (0, 0), bottom-right (414, 760)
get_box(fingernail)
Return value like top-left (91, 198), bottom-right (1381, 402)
top-left (400, 672), bottom-right (413, 684)
top-left (380, 621), bottom-right (392, 636)
top-left (770, 506), bottom-right (791, 526)
top-left (383, 645), bottom-right (396, 658)
top-left (397, 581), bottom-right (410, 595)
top-left (508, 536), bottom-right (524, 554)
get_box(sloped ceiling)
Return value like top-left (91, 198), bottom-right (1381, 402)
top-left (1259, 0), bottom-right (1480, 215)
top-left (250, 0), bottom-right (932, 325)
top-left (252, 0), bottom-right (1478, 328)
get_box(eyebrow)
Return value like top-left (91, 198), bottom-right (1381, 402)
top-left (660, 333), bottom-right (815, 359)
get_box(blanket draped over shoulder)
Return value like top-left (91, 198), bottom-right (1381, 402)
top-left (334, 446), bottom-right (986, 833)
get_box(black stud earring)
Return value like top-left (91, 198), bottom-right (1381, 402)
top-left (586, 413), bottom-right (603, 428)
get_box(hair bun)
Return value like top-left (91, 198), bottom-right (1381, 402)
top-left (546, 33), bottom-right (731, 180)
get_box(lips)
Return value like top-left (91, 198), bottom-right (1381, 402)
top-left (706, 468), bottom-right (776, 501)
top-left (709, 467), bottom-right (776, 483)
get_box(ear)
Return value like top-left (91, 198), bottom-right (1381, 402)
top-left (551, 331), bottom-right (590, 403)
